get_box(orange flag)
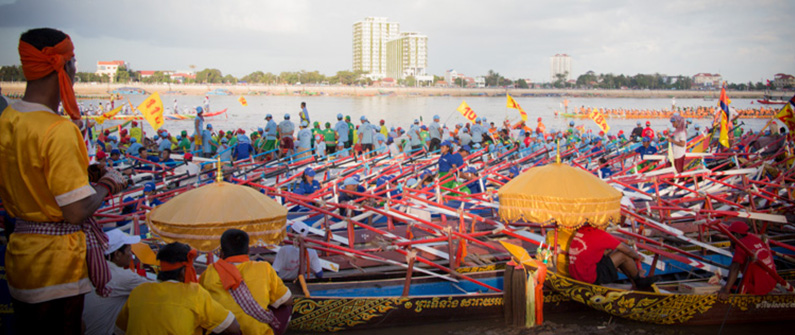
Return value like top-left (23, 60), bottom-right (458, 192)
top-left (238, 96), bottom-right (248, 107)
top-left (456, 101), bottom-right (478, 123)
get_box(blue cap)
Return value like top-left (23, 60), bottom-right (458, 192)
top-left (352, 174), bottom-right (361, 181)
top-left (301, 120), bottom-right (308, 127)
top-left (258, 127), bottom-right (264, 133)
top-left (465, 166), bottom-right (477, 174)
top-left (337, 113), bottom-right (343, 119)
top-left (642, 136), bottom-right (651, 142)
top-left (457, 123), bottom-right (463, 128)
top-left (694, 124), bottom-right (700, 129)
top-left (420, 169), bottom-right (432, 177)
top-left (304, 168), bottom-right (316, 177)
top-left (130, 137), bottom-right (137, 143)
top-left (144, 182), bottom-right (156, 192)
top-left (569, 121), bottom-right (575, 126)
top-left (482, 117), bottom-right (487, 122)
top-left (110, 149), bottom-right (121, 155)
top-left (360, 116), bottom-right (367, 121)
top-left (221, 137), bottom-right (229, 143)
top-left (343, 177), bottom-right (358, 186)
top-left (376, 134), bottom-right (385, 142)
top-left (284, 113), bottom-right (290, 119)
top-left (473, 143), bottom-right (482, 149)
top-left (433, 115), bottom-right (440, 120)
top-left (376, 176), bottom-right (389, 187)
top-left (390, 127), bottom-right (395, 131)
top-left (670, 117), bottom-right (676, 122)
top-left (637, 121), bottom-right (641, 125)
top-left (196, 106), bottom-right (203, 113)
top-left (207, 124), bottom-right (213, 129)
top-left (475, 117), bottom-right (481, 123)
top-left (421, 125), bottom-right (428, 130)
top-left (265, 113), bottom-right (272, 119)
top-left (414, 119), bottom-right (419, 124)
top-left (460, 145), bottom-right (471, 152)
top-left (176, 135), bottom-right (182, 140)
top-left (441, 140), bottom-right (452, 147)
top-left (406, 178), bottom-right (418, 187)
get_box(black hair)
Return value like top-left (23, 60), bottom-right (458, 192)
top-left (599, 157), bottom-right (607, 164)
top-left (20, 28), bottom-right (67, 51)
top-left (156, 242), bottom-right (190, 281)
top-left (220, 229), bottom-right (249, 258)
top-left (138, 147), bottom-right (146, 154)
top-left (301, 102), bottom-right (306, 106)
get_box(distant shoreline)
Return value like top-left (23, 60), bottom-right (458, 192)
top-left (0, 82), bottom-right (771, 99)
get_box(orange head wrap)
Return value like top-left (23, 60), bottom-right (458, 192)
top-left (18, 35), bottom-right (81, 120)
top-left (159, 248), bottom-right (198, 283)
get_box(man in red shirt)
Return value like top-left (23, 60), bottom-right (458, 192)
top-left (642, 121), bottom-right (655, 139)
top-left (718, 221), bottom-right (777, 299)
top-left (568, 225), bottom-right (657, 289)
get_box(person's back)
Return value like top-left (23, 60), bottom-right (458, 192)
top-left (200, 260), bottom-right (291, 335)
top-left (117, 281), bottom-right (234, 335)
top-left (235, 141), bottom-right (253, 160)
top-left (278, 119), bottom-right (294, 137)
top-left (335, 119), bottom-right (349, 144)
top-left (272, 244), bottom-right (322, 281)
top-left (568, 225), bottom-right (619, 284)
top-left (736, 234), bottom-right (777, 295)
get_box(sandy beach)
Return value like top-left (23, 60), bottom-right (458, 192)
top-left (0, 82), bottom-right (767, 99)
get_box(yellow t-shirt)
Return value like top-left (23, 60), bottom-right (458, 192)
top-left (130, 127), bottom-right (143, 144)
top-left (200, 260), bottom-right (291, 335)
top-left (0, 100), bottom-right (95, 303)
top-left (116, 281), bottom-right (235, 335)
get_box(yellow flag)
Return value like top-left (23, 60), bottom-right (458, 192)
top-left (238, 96), bottom-right (248, 107)
top-left (95, 104), bottom-right (123, 125)
top-left (587, 108), bottom-right (610, 133)
top-left (506, 94), bottom-right (528, 122)
top-left (456, 100), bottom-right (478, 123)
top-left (136, 92), bottom-right (165, 131)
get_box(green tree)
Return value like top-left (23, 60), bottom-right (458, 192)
top-left (517, 79), bottom-right (529, 89)
top-left (405, 75), bottom-right (416, 87)
top-left (114, 65), bottom-right (132, 83)
top-left (553, 72), bottom-right (568, 88)
top-left (241, 71), bottom-right (266, 83)
top-left (485, 70), bottom-right (502, 87)
top-left (433, 75), bottom-right (444, 84)
top-left (195, 68), bottom-right (223, 83)
top-left (0, 65), bottom-right (25, 81)
top-left (454, 77), bottom-right (466, 87)
top-left (222, 74), bottom-right (237, 84)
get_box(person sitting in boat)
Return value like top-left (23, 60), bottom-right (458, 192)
top-left (375, 133), bottom-right (388, 155)
top-left (83, 229), bottom-right (151, 335)
top-left (630, 122), bottom-right (644, 141)
top-left (590, 138), bottom-right (604, 154)
top-left (295, 120), bottom-right (313, 159)
top-left (278, 113), bottom-right (296, 158)
top-left (568, 224), bottom-right (657, 290)
top-left (127, 137), bottom-right (143, 157)
top-left (536, 117), bottom-right (546, 135)
top-left (234, 130), bottom-right (254, 161)
top-left (200, 229), bottom-right (293, 335)
top-left (273, 222), bottom-right (324, 281)
top-left (109, 149), bottom-right (123, 167)
top-left (438, 141), bottom-right (461, 187)
top-left (419, 169), bottom-right (436, 189)
top-left (634, 136), bottom-right (657, 159)
top-left (598, 157), bottom-right (613, 178)
top-left (461, 166), bottom-right (484, 194)
top-left (159, 148), bottom-right (175, 168)
top-left (507, 166), bottom-right (521, 180)
top-left (116, 242), bottom-right (242, 335)
top-left (642, 121), bottom-right (655, 139)
top-left (338, 177), bottom-right (366, 217)
top-left (294, 168), bottom-right (321, 196)
top-left (718, 221), bottom-right (778, 299)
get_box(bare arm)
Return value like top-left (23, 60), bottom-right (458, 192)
top-left (718, 262), bottom-right (741, 300)
top-left (60, 185), bottom-right (109, 225)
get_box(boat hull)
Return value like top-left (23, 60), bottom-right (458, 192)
top-left (546, 271), bottom-right (795, 325)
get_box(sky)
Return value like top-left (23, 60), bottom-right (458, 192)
top-left (0, 0), bottom-right (792, 83)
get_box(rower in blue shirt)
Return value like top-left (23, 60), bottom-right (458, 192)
top-left (471, 118), bottom-right (485, 144)
top-left (462, 166), bottom-right (484, 194)
top-left (335, 113), bottom-right (350, 150)
top-left (294, 167), bottom-right (321, 196)
top-left (634, 136), bottom-right (658, 159)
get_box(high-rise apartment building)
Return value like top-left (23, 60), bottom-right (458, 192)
top-left (386, 32), bottom-right (428, 80)
top-left (353, 17), bottom-right (400, 79)
top-left (550, 54), bottom-right (572, 82)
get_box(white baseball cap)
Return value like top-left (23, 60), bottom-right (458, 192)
top-left (291, 221), bottom-right (310, 237)
top-left (105, 229), bottom-right (141, 255)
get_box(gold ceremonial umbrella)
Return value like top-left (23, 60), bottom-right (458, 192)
top-left (146, 181), bottom-right (287, 252)
top-left (498, 162), bottom-right (621, 230)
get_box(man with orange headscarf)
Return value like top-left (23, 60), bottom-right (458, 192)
top-left (116, 242), bottom-right (242, 334)
top-left (200, 229), bottom-right (292, 335)
top-left (0, 28), bottom-right (128, 334)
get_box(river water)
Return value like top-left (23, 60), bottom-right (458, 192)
top-left (80, 95), bottom-right (774, 137)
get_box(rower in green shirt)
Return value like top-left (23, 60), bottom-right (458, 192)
top-left (323, 122), bottom-right (337, 155)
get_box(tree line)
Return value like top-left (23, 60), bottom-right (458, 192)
top-left (0, 64), bottom-right (782, 90)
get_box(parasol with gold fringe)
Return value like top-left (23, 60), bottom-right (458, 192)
top-left (146, 181), bottom-right (287, 252)
top-left (498, 162), bottom-right (621, 230)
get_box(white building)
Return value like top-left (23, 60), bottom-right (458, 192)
top-left (353, 17), bottom-right (400, 80)
top-left (96, 60), bottom-right (127, 82)
top-left (386, 32), bottom-right (428, 80)
top-left (550, 54), bottom-right (572, 82)
top-left (692, 73), bottom-right (723, 87)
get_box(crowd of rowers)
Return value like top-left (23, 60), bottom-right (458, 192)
top-left (561, 105), bottom-right (782, 119)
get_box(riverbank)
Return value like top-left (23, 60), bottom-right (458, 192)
top-left (0, 82), bottom-right (769, 99)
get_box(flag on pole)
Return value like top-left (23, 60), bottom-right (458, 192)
top-left (95, 104), bottom-right (123, 125)
top-left (137, 92), bottom-right (165, 131)
top-left (775, 94), bottom-right (795, 141)
top-left (456, 101), bottom-right (478, 123)
top-left (238, 96), bottom-right (248, 107)
top-left (587, 108), bottom-right (610, 133)
top-left (506, 94), bottom-right (528, 122)
top-left (717, 85), bottom-right (731, 148)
